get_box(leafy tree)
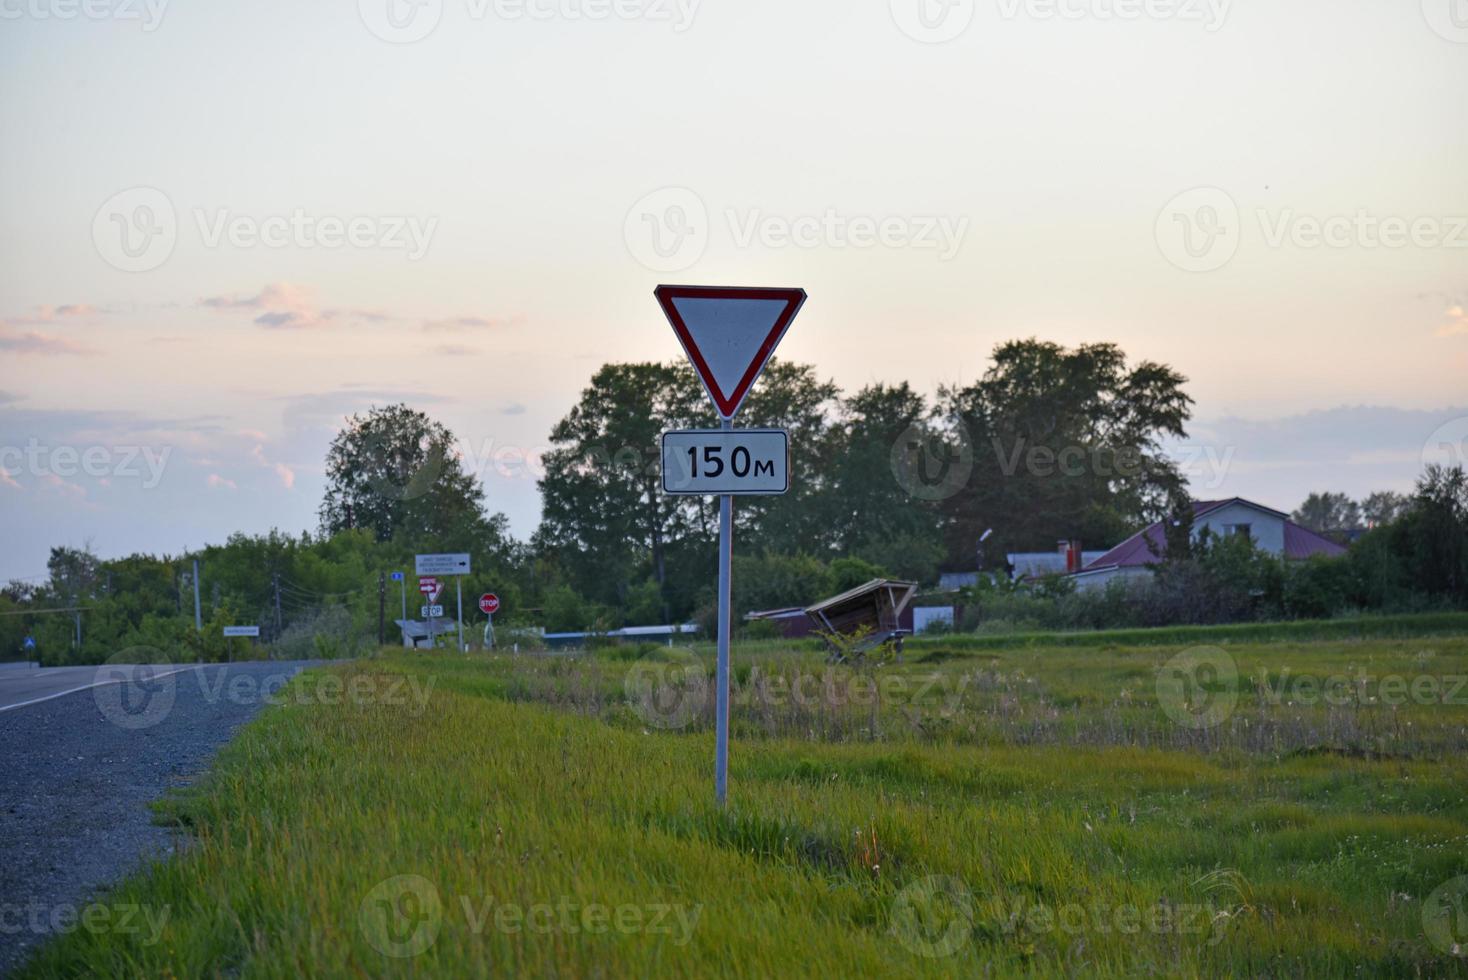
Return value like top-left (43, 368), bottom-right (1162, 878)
top-left (939, 339), bottom-right (1192, 564)
top-left (826, 382), bottom-right (945, 582)
top-left (1291, 492), bottom-right (1362, 538)
top-left (319, 404), bottom-right (492, 546)
top-left (1361, 490), bottom-right (1409, 527)
top-left (536, 362), bottom-right (712, 612)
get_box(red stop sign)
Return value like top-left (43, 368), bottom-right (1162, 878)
top-left (479, 593), bottom-right (500, 615)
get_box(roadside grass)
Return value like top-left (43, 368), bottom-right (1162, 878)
top-left (16, 636), bottom-right (1468, 977)
top-left (903, 610), bottom-right (1468, 652)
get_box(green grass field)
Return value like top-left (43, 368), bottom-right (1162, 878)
top-left (19, 631), bottom-right (1468, 977)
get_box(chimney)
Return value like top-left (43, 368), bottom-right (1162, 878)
top-left (1067, 540), bottom-right (1084, 573)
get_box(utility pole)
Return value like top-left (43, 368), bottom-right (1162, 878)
top-left (273, 572), bottom-right (283, 638)
top-left (192, 559), bottom-right (203, 632)
top-left (378, 572), bottom-right (386, 647)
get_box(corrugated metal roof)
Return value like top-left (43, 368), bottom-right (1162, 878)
top-left (1283, 522), bottom-right (1348, 559)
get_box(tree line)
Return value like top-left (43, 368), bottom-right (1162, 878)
top-left (5, 339), bottom-right (1465, 663)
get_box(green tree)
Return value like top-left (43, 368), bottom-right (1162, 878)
top-left (939, 339), bottom-right (1193, 565)
top-left (1291, 492), bottom-right (1362, 539)
top-left (318, 404), bottom-right (492, 546)
top-left (1361, 490), bottom-right (1409, 528)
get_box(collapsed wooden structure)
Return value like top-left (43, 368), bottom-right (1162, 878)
top-left (804, 579), bottom-right (918, 660)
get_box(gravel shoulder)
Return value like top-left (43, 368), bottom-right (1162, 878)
top-left (0, 661), bottom-right (318, 975)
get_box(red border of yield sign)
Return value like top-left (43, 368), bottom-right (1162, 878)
top-left (655, 285), bottom-right (808, 420)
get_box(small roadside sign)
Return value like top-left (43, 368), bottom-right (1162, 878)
top-left (479, 594), bottom-right (500, 615)
top-left (663, 429), bottom-right (789, 495)
top-left (418, 577), bottom-right (442, 601)
top-left (390, 571), bottom-right (404, 582)
top-left (422, 604), bottom-right (445, 618)
top-left (223, 626), bottom-right (260, 638)
top-left (415, 553), bottom-right (471, 576)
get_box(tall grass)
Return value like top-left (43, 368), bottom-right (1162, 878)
top-left (17, 637), bottom-right (1468, 977)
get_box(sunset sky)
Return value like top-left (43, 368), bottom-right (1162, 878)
top-left (2, 0), bottom-right (1466, 581)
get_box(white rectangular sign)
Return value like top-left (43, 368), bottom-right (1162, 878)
top-left (415, 553), bottom-right (471, 576)
top-left (662, 429), bottom-right (789, 496)
top-left (421, 604), bottom-right (445, 618)
top-left (223, 626), bottom-right (260, 638)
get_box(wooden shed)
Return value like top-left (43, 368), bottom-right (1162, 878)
top-left (804, 579), bottom-right (918, 659)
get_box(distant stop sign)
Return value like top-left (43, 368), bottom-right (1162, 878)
top-left (479, 593), bottom-right (500, 616)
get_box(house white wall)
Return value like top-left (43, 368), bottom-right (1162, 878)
top-left (1195, 502), bottom-right (1285, 556)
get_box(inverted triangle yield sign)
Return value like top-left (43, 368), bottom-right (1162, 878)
top-left (655, 285), bottom-right (808, 420)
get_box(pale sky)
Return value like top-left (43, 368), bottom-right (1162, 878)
top-left (2, 0), bottom-right (1466, 580)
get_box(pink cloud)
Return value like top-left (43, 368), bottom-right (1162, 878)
top-left (1437, 304), bottom-right (1467, 338)
top-left (207, 473), bottom-right (238, 490)
top-left (274, 463), bottom-right (296, 489)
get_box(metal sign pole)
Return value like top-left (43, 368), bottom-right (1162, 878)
top-left (456, 579), bottom-right (464, 652)
top-left (715, 418), bottom-right (732, 806)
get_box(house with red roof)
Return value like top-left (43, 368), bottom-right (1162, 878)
top-left (1069, 498), bottom-right (1347, 592)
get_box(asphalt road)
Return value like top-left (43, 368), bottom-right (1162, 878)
top-left (0, 661), bottom-right (317, 975)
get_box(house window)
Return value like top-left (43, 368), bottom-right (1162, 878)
top-left (1223, 523), bottom-right (1252, 542)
